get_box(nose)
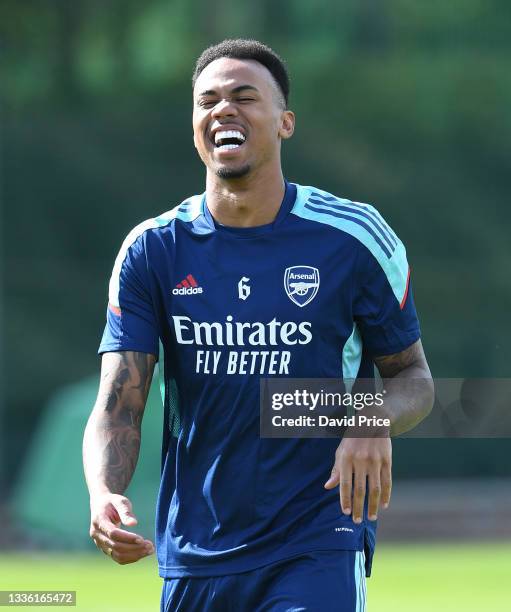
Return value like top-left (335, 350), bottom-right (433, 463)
top-left (211, 98), bottom-right (237, 119)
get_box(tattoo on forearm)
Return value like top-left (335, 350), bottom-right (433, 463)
top-left (104, 423), bottom-right (141, 493)
top-left (95, 352), bottom-right (156, 494)
top-left (373, 339), bottom-right (434, 436)
top-left (374, 339), bottom-right (426, 378)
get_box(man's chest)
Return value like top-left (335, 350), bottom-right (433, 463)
top-left (153, 230), bottom-right (358, 377)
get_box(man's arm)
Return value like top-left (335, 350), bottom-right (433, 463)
top-left (83, 350), bottom-right (156, 564)
top-left (373, 338), bottom-right (434, 436)
top-left (325, 339), bottom-right (434, 523)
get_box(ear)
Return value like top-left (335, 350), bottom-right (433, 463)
top-left (279, 110), bottom-right (295, 140)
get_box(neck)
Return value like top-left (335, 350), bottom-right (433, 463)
top-left (205, 165), bottom-right (285, 228)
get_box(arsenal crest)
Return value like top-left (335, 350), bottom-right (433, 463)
top-left (284, 266), bottom-right (320, 307)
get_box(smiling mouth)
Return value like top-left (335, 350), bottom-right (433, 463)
top-left (213, 129), bottom-right (246, 151)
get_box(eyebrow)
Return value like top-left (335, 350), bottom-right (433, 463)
top-left (197, 85), bottom-right (259, 97)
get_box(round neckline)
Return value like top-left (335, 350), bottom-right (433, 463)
top-left (202, 182), bottom-right (297, 237)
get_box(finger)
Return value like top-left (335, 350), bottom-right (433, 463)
top-left (110, 547), bottom-right (153, 565)
top-left (380, 461), bottom-right (392, 509)
top-left (324, 465), bottom-right (340, 489)
top-left (109, 527), bottom-right (145, 544)
top-left (112, 497), bottom-right (138, 527)
top-left (111, 541), bottom-right (155, 559)
top-left (339, 455), bottom-right (353, 516)
top-left (97, 520), bottom-right (144, 544)
top-left (352, 470), bottom-right (367, 524)
top-left (94, 533), bottom-right (153, 554)
top-left (93, 532), bottom-right (154, 560)
top-left (92, 532), bottom-right (117, 557)
top-left (114, 539), bottom-right (154, 554)
top-left (367, 469), bottom-right (381, 521)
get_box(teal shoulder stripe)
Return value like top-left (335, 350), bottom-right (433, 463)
top-left (108, 217), bottom-right (161, 307)
top-left (342, 323), bottom-right (363, 396)
top-left (292, 184), bottom-right (409, 304)
top-left (158, 340), bottom-right (165, 405)
top-left (154, 194), bottom-right (203, 225)
top-left (158, 340), bottom-right (180, 438)
top-left (109, 195), bottom-right (204, 306)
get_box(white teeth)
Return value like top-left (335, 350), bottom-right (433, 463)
top-left (214, 130), bottom-right (246, 145)
top-left (218, 144), bottom-right (240, 150)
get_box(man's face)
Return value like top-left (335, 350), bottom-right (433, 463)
top-left (192, 57), bottom-right (294, 180)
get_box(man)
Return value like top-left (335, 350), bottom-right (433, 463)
top-left (83, 39), bottom-right (433, 611)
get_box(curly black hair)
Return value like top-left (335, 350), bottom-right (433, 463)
top-left (192, 39), bottom-right (290, 108)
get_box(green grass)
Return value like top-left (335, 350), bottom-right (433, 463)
top-left (0, 543), bottom-right (510, 611)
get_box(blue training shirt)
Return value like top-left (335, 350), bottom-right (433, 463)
top-left (99, 182), bottom-right (420, 578)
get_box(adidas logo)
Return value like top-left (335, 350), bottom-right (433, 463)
top-left (172, 274), bottom-right (203, 295)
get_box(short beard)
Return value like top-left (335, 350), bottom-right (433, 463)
top-left (216, 164), bottom-right (251, 180)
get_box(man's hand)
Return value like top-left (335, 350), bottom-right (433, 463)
top-left (323, 339), bottom-right (433, 524)
top-left (89, 493), bottom-right (154, 564)
top-left (324, 437), bottom-right (392, 523)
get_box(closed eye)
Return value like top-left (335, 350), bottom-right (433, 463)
top-left (198, 100), bottom-right (217, 108)
top-left (197, 97), bottom-right (255, 108)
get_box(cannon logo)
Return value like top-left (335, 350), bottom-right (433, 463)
top-left (284, 266), bottom-right (320, 307)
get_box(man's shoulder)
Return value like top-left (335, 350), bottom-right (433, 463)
top-left (291, 183), bottom-right (401, 261)
top-left (153, 193), bottom-right (205, 228)
top-left (119, 193), bottom-right (205, 251)
top-left (292, 183), bottom-right (386, 229)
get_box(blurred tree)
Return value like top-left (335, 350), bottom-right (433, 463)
top-left (1, 0), bottom-right (510, 489)
top-left (352, 0), bottom-right (390, 52)
top-left (53, 0), bottom-right (83, 103)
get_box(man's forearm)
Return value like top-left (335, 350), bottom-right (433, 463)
top-left (83, 351), bottom-right (156, 497)
top-left (374, 339), bottom-right (434, 437)
top-left (379, 365), bottom-right (434, 436)
top-left (83, 410), bottom-right (142, 496)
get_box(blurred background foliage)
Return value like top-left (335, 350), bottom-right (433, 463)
top-left (1, 0), bottom-right (510, 493)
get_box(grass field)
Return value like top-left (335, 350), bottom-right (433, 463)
top-left (1, 543), bottom-right (510, 611)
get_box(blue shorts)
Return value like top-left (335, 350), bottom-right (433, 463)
top-left (160, 550), bottom-right (367, 612)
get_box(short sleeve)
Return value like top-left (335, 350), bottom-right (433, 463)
top-left (98, 228), bottom-right (159, 357)
top-left (353, 239), bottom-right (421, 357)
